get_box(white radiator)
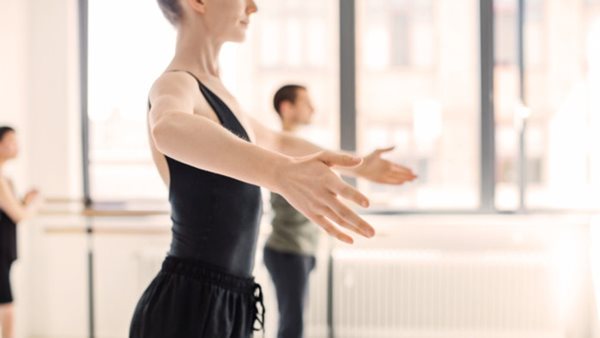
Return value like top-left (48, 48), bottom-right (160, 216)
top-left (332, 249), bottom-right (567, 338)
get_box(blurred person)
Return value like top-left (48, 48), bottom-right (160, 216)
top-left (264, 85), bottom-right (412, 338)
top-left (0, 126), bottom-right (40, 338)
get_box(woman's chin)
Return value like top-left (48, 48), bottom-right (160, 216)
top-left (227, 28), bottom-right (249, 43)
top-left (230, 34), bottom-right (247, 43)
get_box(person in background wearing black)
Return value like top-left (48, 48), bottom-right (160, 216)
top-left (0, 126), bottom-right (40, 338)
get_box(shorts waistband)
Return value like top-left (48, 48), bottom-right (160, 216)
top-left (162, 256), bottom-right (255, 293)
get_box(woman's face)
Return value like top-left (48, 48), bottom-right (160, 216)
top-left (201, 0), bottom-right (258, 42)
top-left (0, 132), bottom-right (18, 160)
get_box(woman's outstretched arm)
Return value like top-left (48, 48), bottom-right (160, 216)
top-left (149, 72), bottom-right (375, 243)
top-left (249, 116), bottom-right (417, 185)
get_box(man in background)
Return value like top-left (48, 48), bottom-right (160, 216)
top-left (263, 84), bottom-right (321, 338)
top-left (263, 85), bottom-right (416, 338)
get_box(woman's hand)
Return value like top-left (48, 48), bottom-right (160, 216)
top-left (273, 151), bottom-right (375, 244)
top-left (354, 147), bottom-right (417, 184)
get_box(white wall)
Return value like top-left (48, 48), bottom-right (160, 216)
top-left (23, 0), bottom-right (83, 335)
top-left (0, 0), bottom-right (30, 188)
top-left (26, 0), bottom-right (82, 198)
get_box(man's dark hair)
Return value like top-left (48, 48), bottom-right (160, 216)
top-left (0, 126), bottom-right (15, 142)
top-left (273, 84), bottom-right (306, 117)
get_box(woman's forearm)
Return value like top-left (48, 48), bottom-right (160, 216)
top-left (276, 132), bottom-right (365, 177)
top-left (0, 183), bottom-right (30, 223)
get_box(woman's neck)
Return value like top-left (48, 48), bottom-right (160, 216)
top-left (169, 25), bottom-right (223, 78)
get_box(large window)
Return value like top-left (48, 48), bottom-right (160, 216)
top-left (493, 0), bottom-right (600, 210)
top-left (494, 0), bottom-right (545, 210)
top-left (356, 0), bottom-right (480, 209)
top-left (88, 0), bottom-right (175, 201)
top-left (524, 0), bottom-right (600, 209)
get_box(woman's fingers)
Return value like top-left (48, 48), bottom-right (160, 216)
top-left (390, 167), bottom-right (417, 181)
top-left (321, 198), bottom-right (375, 238)
top-left (374, 146), bottom-right (395, 155)
top-left (382, 172), bottom-right (417, 184)
top-left (391, 164), bottom-right (416, 176)
top-left (329, 180), bottom-right (370, 208)
top-left (310, 214), bottom-right (354, 244)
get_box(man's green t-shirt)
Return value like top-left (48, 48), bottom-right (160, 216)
top-left (265, 192), bottom-right (320, 256)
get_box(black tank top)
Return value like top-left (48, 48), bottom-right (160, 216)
top-left (0, 210), bottom-right (17, 262)
top-left (153, 71), bottom-right (262, 278)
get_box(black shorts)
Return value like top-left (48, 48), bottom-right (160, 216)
top-left (130, 256), bottom-right (265, 338)
top-left (0, 257), bottom-right (13, 305)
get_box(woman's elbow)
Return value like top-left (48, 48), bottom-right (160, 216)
top-left (150, 118), bottom-right (175, 153)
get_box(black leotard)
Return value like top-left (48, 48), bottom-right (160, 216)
top-left (155, 71), bottom-right (263, 278)
top-left (0, 210), bottom-right (17, 262)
